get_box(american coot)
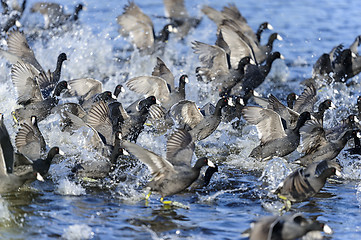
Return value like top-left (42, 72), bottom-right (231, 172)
top-left (242, 106), bottom-right (311, 160)
top-left (126, 73), bottom-right (188, 111)
top-left (0, 144), bottom-right (42, 193)
top-left (230, 51), bottom-right (284, 97)
top-left (1, 31), bottom-right (67, 95)
top-left (0, 113), bottom-right (15, 173)
top-left (163, 0), bottom-right (201, 39)
top-left (30, 2), bottom-right (84, 29)
top-left (11, 62), bottom-right (69, 122)
top-left (0, 113), bottom-right (44, 193)
top-left (15, 116), bottom-right (46, 160)
top-left (275, 159), bottom-right (341, 205)
top-left (171, 97), bottom-right (232, 141)
top-left (325, 114), bottom-right (359, 141)
top-left (64, 78), bottom-right (124, 103)
top-left (192, 39), bottom-right (253, 96)
top-left (296, 120), bottom-right (360, 166)
top-left (246, 213), bottom-right (333, 240)
top-left (116, 1), bottom-right (177, 54)
top-left (31, 147), bottom-right (64, 177)
top-left (86, 96), bottom-right (157, 144)
top-left (201, 4), bottom-right (273, 50)
top-left (345, 130), bottom-right (361, 155)
top-left (189, 164), bottom-right (218, 190)
top-left (121, 129), bottom-right (215, 205)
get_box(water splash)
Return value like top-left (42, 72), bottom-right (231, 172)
top-left (62, 224), bottom-right (94, 240)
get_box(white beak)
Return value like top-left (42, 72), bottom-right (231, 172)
top-left (207, 160), bottom-right (215, 168)
top-left (330, 101), bottom-right (336, 109)
top-left (36, 173), bottom-right (44, 182)
top-left (267, 23), bottom-right (274, 30)
top-left (58, 149), bottom-right (65, 156)
top-left (323, 224), bottom-right (333, 234)
top-left (277, 34), bottom-right (283, 41)
top-left (335, 169), bottom-right (341, 176)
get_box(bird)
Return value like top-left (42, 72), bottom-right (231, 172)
top-left (295, 120), bottom-right (360, 166)
top-left (274, 159), bottom-right (341, 205)
top-left (121, 129), bottom-right (215, 205)
top-left (201, 4), bottom-right (274, 51)
top-left (10, 61), bottom-right (70, 122)
top-left (30, 2), bottom-right (84, 29)
top-left (245, 213), bottom-right (333, 240)
top-left (242, 105), bottom-right (311, 160)
top-left (126, 63), bottom-right (188, 111)
top-left (86, 96), bottom-right (157, 144)
top-left (31, 147), bottom-right (64, 177)
top-left (170, 97), bottom-right (232, 141)
top-left (229, 51), bottom-right (284, 97)
top-left (15, 115), bottom-right (46, 160)
top-left (116, 1), bottom-right (178, 54)
top-left (0, 113), bottom-right (44, 193)
top-left (163, 0), bottom-right (201, 39)
top-left (0, 31), bottom-right (67, 97)
top-left (192, 39), bottom-right (253, 96)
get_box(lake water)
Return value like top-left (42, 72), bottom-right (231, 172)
top-left (1, 0), bottom-right (361, 239)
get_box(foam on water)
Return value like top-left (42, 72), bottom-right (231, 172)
top-left (62, 224), bottom-right (93, 240)
top-left (56, 179), bottom-right (86, 196)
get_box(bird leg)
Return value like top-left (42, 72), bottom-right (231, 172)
top-left (278, 194), bottom-right (292, 212)
top-left (11, 111), bottom-right (18, 125)
top-left (160, 197), bottom-right (190, 209)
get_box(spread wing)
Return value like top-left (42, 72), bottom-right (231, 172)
top-left (170, 100), bottom-right (204, 128)
top-left (163, 0), bottom-right (189, 19)
top-left (242, 106), bottom-right (286, 144)
top-left (126, 76), bottom-right (170, 103)
top-left (116, 2), bottom-right (154, 51)
top-left (152, 57), bottom-right (175, 90)
top-left (6, 31), bottom-right (44, 72)
top-left (11, 61), bottom-right (43, 105)
top-left (121, 141), bottom-right (175, 175)
top-left (293, 84), bottom-right (317, 114)
top-left (298, 119), bottom-right (327, 154)
top-left (166, 129), bottom-right (195, 166)
top-left (192, 41), bottom-right (229, 76)
top-left (66, 78), bottom-right (103, 101)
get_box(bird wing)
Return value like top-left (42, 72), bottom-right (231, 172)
top-left (220, 23), bottom-right (257, 69)
top-left (126, 76), bottom-right (170, 103)
top-left (166, 129), bottom-right (195, 166)
top-left (15, 122), bottom-right (42, 160)
top-left (242, 106), bottom-right (286, 144)
top-left (66, 78), bottom-right (103, 101)
top-left (11, 61), bottom-right (43, 105)
top-left (170, 100), bottom-right (204, 129)
top-left (192, 41), bottom-right (229, 75)
top-left (86, 101), bottom-right (113, 145)
top-left (6, 31), bottom-right (44, 72)
top-left (201, 6), bottom-right (224, 26)
top-left (293, 84), bottom-right (317, 114)
top-left (298, 119), bottom-right (327, 154)
top-left (121, 141), bottom-right (175, 175)
top-left (116, 2), bottom-right (154, 51)
top-left (152, 57), bottom-right (175, 90)
top-left (163, 0), bottom-right (189, 19)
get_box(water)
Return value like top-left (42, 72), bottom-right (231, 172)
top-left (1, 0), bottom-right (361, 239)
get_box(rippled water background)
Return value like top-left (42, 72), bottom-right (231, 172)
top-left (1, 0), bottom-right (361, 239)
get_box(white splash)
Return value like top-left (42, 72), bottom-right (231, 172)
top-left (56, 179), bottom-right (86, 196)
top-left (62, 224), bottom-right (93, 240)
